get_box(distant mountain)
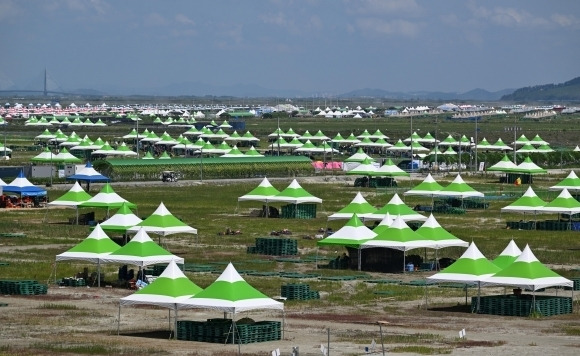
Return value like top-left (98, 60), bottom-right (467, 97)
top-left (107, 81), bottom-right (308, 98)
top-left (501, 77), bottom-right (580, 101)
top-left (339, 88), bottom-right (513, 101)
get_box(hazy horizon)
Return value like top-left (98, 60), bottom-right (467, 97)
top-left (1, 1), bottom-right (578, 96)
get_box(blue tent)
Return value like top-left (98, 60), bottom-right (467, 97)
top-left (3, 170), bottom-right (47, 197)
top-left (66, 162), bottom-right (110, 190)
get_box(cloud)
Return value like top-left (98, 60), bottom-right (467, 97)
top-left (346, 0), bottom-right (421, 16)
top-left (468, 2), bottom-right (549, 28)
top-left (354, 18), bottom-right (420, 37)
top-left (260, 12), bottom-right (322, 35)
top-left (0, 0), bottom-right (21, 22)
top-left (551, 14), bottom-right (578, 27)
top-left (175, 14), bottom-right (195, 26)
top-left (145, 13), bottom-right (168, 26)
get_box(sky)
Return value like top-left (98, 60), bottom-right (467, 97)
top-left (1, 0), bottom-right (579, 96)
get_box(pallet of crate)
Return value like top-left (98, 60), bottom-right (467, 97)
top-left (281, 283), bottom-right (320, 300)
top-left (0, 280), bottom-right (48, 295)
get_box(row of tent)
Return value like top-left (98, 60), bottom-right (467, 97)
top-left (56, 225), bottom-right (282, 340)
top-left (428, 241), bottom-right (573, 312)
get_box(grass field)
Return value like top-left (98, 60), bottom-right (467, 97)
top-left (0, 113), bottom-right (579, 355)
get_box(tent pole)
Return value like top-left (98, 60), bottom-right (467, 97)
top-left (282, 311), bottom-right (286, 340)
top-left (477, 281), bottom-right (481, 313)
top-left (117, 304), bottom-right (121, 335)
top-left (358, 248), bottom-right (361, 271)
top-left (97, 260), bottom-right (101, 287)
top-left (174, 307), bottom-right (178, 340)
top-left (168, 309), bottom-right (171, 337)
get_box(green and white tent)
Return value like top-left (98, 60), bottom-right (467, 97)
top-left (327, 192), bottom-right (376, 220)
top-left (356, 129), bottom-right (372, 140)
top-left (53, 147), bottom-right (82, 163)
top-left (530, 134), bottom-right (548, 146)
top-left (500, 186), bottom-right (546, 214)
top-left (345, 157), bottom-right (378, 176)
top-left (220, 145), bottom-right (245, 158)
top-left (492, 138), bottom-right (512, 151)
top-left (244, 146), bottom-right (264, 157)
top-left (539, 188), bottom-right (580, 215)
top-left (318, 214), bottom-right (376, 247)
top-left (427, 242), bottom-right (501, 311)
top-left (438, 134), bottom-right (458, 147)
top-left (367, 193), bottom-right (427, 222)
top-left (491, 240), bottom-right (522, 270)
top-left (177, 262), bottom-right (284, 344)
top-left (127, 202), bottom-right (197, 241)
top-left (487, 154), bottom-right (517, 172)
top-left (415, 214), bottom-right (468, 249)
top-left (387, 139), bottom-right (410, 152)
top-left (516, 143), bottom-right (537, 154)
top-left (342, 133), bottom-right (361, 144)
top-left (101, 227), bottom-right (184, 266)
top-left (344, 148), bottom-right (374, 163)
top-left (375, 158), bottom-right (409, 177)
top-left (404, 174), bottom-right (444, 198)
top-left (483, 244), bottom-right (573, 291)
top-left (269, 179), bottom-right (322, 204)
top-left (99, 202), bottom-right (143, 234)
top-left (433, 174), bottom-right (484, 199)
top-left (178, 262), bottom-right (283, 312)
top-left (31, 147), bottom-right (57, 162)
top-left (118, 260), bottom-right (204, 339)
top-left (420, 132), bottom-right (437, 144)
top-left (79, 183), bottom-right (137, 213)
top-left (549, 171), bottom-right (580, 192)
top-left (513, 134), bottom-right (530, 146)
top-left (238, 177), bottom-right (280, 203)
top-left (55, 223), bottom-right (121, 287)
top-left (48, 181), bottom-right (92, 207)
top-left (403, 131), bottom-right (422, 143)
top-left (361, 215), bottom-right (436, 271)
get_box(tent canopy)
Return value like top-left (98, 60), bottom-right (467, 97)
top-left (3, 170), bottom-right (47, 197)
top-left (177, 263), bottom-right (283, 313)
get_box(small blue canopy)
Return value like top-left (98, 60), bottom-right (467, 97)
top-left (66, 162), bottom-right (110, 183)
top-left (3, 170), bottom-right (47, 197)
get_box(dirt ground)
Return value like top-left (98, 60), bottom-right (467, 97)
top-left (0, 281), bottom-right (578, 356)
top-left (1, 173), bottom-right (578, 355)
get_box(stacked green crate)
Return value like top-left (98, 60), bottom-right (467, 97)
top-left (177, 319), bottom-right (281, 344)
top-left (475, 295), bottom-right (573, 317)
top-left (281, 204), bottom-right (317, 219)
top-left (0, 280), bottom-right (48, 295)
top-left (281, 283), bottom-right (320, 300)
top-left (248, 237), bottom-right (298, 256)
